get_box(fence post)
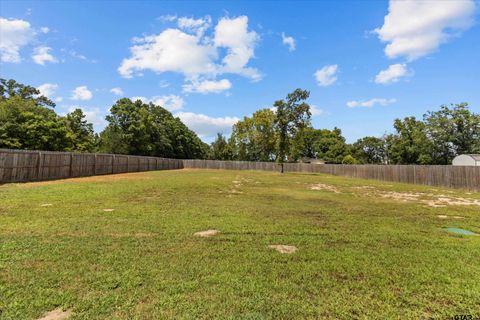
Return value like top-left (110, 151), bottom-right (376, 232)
top-left (111, 154), bottom-right (115, 174)
top-left (94, 154), bottom-right (97, 175)
top-left (36, 151), bottom-right (42, 180)
top-left (69, 152), bottom-right (74, 178)
top-left (127, 156), bottom-right (130, 172)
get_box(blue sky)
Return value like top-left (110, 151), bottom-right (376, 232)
top-left (1, 0), bottom-right (479, 143)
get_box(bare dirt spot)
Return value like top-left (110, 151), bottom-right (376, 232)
top-left (310, 183), bottom-right (340, 193)
top-left (268, 245), bottom-right (298, 254)
top-left (37, 308), bottom-right (72, 320)
top-left (375, 191), bottom-right (480, 208)
top-left (194, 229), bottom-right (220, 237)
top-left (40, 203), bottom-right (53, 207)
top-left (17, 172), bottom-right (152, 188)
top-left (103, 209), bottom-right (115, 212)
top-left (437, 215), bottom-right (448, 219)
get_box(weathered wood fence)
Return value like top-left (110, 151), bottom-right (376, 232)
top-left (183, 159), bottom-right (480, 191)
top-left (1, 150), bottom-right (479, 191)
top-left (0, 149), bottom-right (183, 183)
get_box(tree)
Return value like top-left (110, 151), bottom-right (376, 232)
top-left (99, 98), bottom-right (208, 158)
top-left (342, 154), bottom-right (358, 164)
top-left (64, 108), bottom-right (96, 152)
top-left (312, 128), bottom-right (348, 163)
top-left (0, 78), bottom-right (55, 108)
top-left (388, 116), bottom-right (433, 164)
top-left (352, 136), bottom-right (388, 164)
top-left (424, 103), bottom-right (480, 164)
top-left (0, 95), bottom-right (70, 150)
top-left (230, 108), bottom-right (277, 161)
top-left (210, 133), bottom-right (234, 160)
top-left (273, 89), bottom-right (311, 162)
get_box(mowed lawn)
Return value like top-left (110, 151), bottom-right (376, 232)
top-left (1, 169), bottom-right (479, 319)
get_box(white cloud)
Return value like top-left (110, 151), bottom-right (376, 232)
top-left (214, 16), bottom-right (261, 81)
top-left (119, 15), bottom-right (261, 87)
top-left (178, 16), bottom-right (211, 36)
top-left (281, 32), bottom-right (296, 51)
top-left (131, 95), bottom-right (185, 112)
top-left (314, 64), bottom-right (338, 87)
top-left (69, 50), bottom-right (97, 63)
top-left (110, 87), bottom-right (124, 96)
top-left (374, 63), bottom-right (411, 84)
top-left (158, 15), bottom-right (177, 22)
top-left (175, 111), bottom-right (239, 138)
top-left (346, 98), bottom-right (397, 108)
top-left (374, 0), bottom-right (475, 61)
top-left (310, 105), bottom-right (324, 116)
top-left (183, 78), bottom-right (231, 94)
top-left (159, 80), bottom-right (169, 88)
top-left (55, 97), bottom-right (63, 102)
top-left (37, 83), bottom-right (58, 98)
top-left (32, 46), bottom-right (57, 65)
top-left (0, 18), bottom-right (35, 63)
top-left (71, 86), bottom-right (93, 100)
top-left (151, 95), bottom-right (185, 111)
top-left (40, 27), bottom-right (49, 34)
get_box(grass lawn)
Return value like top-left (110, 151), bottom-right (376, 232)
top-left (1, 169), bottom-right (479, 319)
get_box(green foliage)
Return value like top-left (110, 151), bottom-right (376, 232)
top-left (64, 108), bottom-right (96, 152)
top-left (0, 95), bottom-right (70, 150)
top-left (210, 133), bottom-right (234, 160)
top-left (352, 136), bottom-right (388, 164)
top-left (230, 108), bottom-right (277, 161)
top-left (424, 103), bottom-right (480, 164)
top-left (0, 78), bottom-right (55, 108)
top-left (273, 89), bottom-right (311, 162)
top-left (341, 154), bottom-right (358, 164)
top-left (98, 98), bottom-right (208, 158)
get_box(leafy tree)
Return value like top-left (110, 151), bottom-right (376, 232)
top-left (273, 89), bottom-right (311, 162)
top-left (424, 103), bottom-right (480, 164)
top-left (99, 98), bottom-right (208, 158)
top-left (342, 154), bottom-right (358, 164)
top-left (312, 128), bottom-right (348, 163)
top-left (388, 116), bottom-right (433, 164)
top-left (0, 78), bottom-right (55, 108)
top-left (210, 133), bottom-right (234, 160)
top-left (0, 95), bottom-right (70, 150)
top-left (230, 108), bottom-right (277, 161)
top-left (64, 108), bottom-right (96, 152)
top-left (352, 136), bottom-right (388, 164)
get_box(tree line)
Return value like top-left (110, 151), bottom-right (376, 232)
top-left (211, 90), bottom-right (479, 165)
top-left (1, 79), bottom-right (478, 164)
top-left (0, 79), bottom-right (209, 158)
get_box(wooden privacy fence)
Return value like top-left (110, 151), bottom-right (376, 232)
top-left (0, 149), bottom-right (183, 183)
top-left (183, 159), bottom-right (480, 191)
top-left (1, 150), bottom-right (479, 191)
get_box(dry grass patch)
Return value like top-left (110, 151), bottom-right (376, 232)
top-left (268, 245), bottom-right (298, 254)
top-left (37, 308), bottom-right (72, 320)
top-left (310, 183), bottom-right (340, 193)
top-left (194, 229), bottom-right (220, 237)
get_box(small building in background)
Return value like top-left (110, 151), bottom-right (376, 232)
top-left (452, 154), bottom-right (480, 166)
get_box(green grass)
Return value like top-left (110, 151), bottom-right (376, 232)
top-left (1, 169), bottom-right (479, 319)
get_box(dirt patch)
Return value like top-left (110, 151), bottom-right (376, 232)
top-left (103, 209), bottom-right (115, 212)
top-left (310, 183), bottom-right (340, 193)
top-left (194, 229), bottom-right (220, 237)
top-left (40, 203), bottom-right (53, 207)
top-left (268, 244), bottom-right (298, 254)
top-left (37, 308), bottom-right (72, 320)
top-left (375, 191), bottom-right (480, 208)
top-left (17, 172), bottom-right (152, 188)
top-left (437, 215), bottom-right (448, 219)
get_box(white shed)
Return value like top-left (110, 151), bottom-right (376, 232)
top-left (452, 154), bottom-right (480, 166)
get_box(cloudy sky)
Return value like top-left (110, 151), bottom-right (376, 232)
top-left (1, 0), bottom-right (479, 142)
